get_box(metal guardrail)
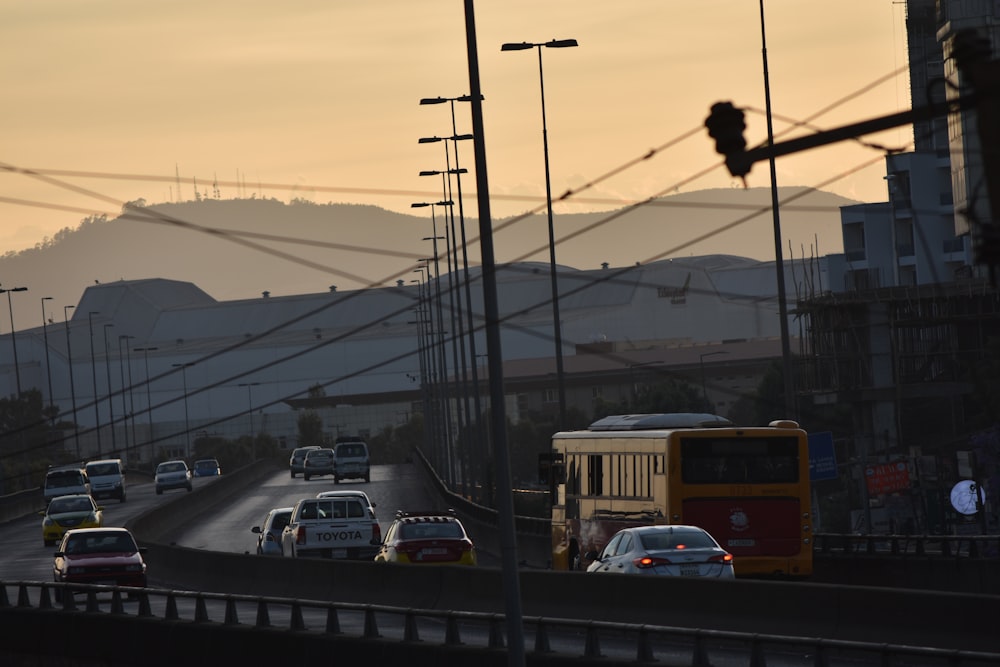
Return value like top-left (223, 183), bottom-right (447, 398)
top-left (4, 580), bottom-right (1000, 666)
top-left (814, 533), bottom-right (1000, 558)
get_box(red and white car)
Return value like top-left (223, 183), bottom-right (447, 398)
top-left (52, 527), bottom-right (148, 598)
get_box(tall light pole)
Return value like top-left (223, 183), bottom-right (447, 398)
top-left (172, 362), bottom-right (194, 459)
top-left (135, 346), bottom-right (158, 462)
top-left (238, 382), bottom-right (260, 461)
top-left (465, 6), bottom-right (527, 658)
top-left (118, 334), bottom-right (134, 459)
top-left (420, 167), bottom-right (471, 493)
top-left (501, 38), bottom-right (578, 429)
top-left (420, 97), bottom-right (488, 499)
top-left (103, 323), bottom-right (117, 453)
top-left (64, 305), bottom-right (79, 457)
top-left (699, 350), bottom-right (729, 412)
top-left (40, 297), bottom-right (54, 418)
top-left (758, 0), bottom-right (795, 419)
top-left (413, 201), bottom-right (455, 485)
top-left (0, 285), bottom-right (29, 396)
top-left (88, 311), bottom-right (102, 455)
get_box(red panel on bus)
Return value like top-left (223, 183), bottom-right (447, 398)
top-left (682, 498), bottom-right (802, 556)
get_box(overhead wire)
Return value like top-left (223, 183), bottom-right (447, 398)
top-left (0, 64), bottom-right (926, 464)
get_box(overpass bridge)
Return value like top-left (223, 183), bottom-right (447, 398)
top-left (2, 458), bottom-right (999, 665)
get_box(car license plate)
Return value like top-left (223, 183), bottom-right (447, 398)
top-left (422, 548), bottom-right (447, 555)
top-left (331, 549), bottom-right (346, 559)
top-left (727, 538), bottom-right (756, 547)
top-left (679, 564), bottom-right (700, 576)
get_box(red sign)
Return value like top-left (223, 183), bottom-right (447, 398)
top-left (865, 462), bottom-right (911, 495)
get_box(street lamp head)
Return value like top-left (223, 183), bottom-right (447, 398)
top-left (411, 202), bottom-right (431, 209)
top-left (452, 133), bottom-right (475, 142)
top-left (418, 136), bottom-right (443, 144)
top-left (502, 39), bottom-right (578, 52)
top-left (42, 296), bottom-right (53, 301)
top-left (420, 94), bottom-right (483, 105)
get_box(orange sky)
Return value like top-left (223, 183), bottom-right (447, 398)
top-left (2, 1), bottom-right (912, 257)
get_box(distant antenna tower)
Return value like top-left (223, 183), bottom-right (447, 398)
top-left (175, 164), bottom-right (182, 203)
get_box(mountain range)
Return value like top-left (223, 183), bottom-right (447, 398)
top-left (3, 186), bottom-right (860, 321)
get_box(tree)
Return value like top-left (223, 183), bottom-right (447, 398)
top-left (297, 410), bottom-right (324, 445)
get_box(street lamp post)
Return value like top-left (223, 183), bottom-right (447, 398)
top-left (699, 350), bottom-right (729, 412)
top-left (420, 97), bottom-right (487, 498)
top-left (135, 346), bottom-right (158, 461)
top-left (239, 382), bottom-right (260, 461)
top-left (501, 38), bottom-right (578, 430)
top-left (0, 285), bottom-right (29, 396)
top-left (118, 335), bottom-right (135, 459)
top-left (103, 323), bottom-right (117, 453)
top-left (88, 311), bottom-right (102, 455)
top-left (463, 10), bottom-right (527, 659)
top-left (758, 0), bottom-right (795, 419)
top-left (64, 306), bottom-right (80, 457)
top-left (41, 297), bottom-right (54, 416)
top-left (413, 202), bottom-right (455, 485)
top-left (172, 363), bottom-right (194, 459)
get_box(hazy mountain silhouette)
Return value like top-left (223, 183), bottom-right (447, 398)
top-left (5, 186), bottom-right (859, 317)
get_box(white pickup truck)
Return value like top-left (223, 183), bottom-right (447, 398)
top-left (280, 496), bottom-right (381, 560)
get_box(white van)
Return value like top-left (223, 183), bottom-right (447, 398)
top-left (43, 465), bottom-right (90, 504)
top-left (333, 441), bottom-right (371, 484)
top-left (85, 458), bottom-right (127, 502)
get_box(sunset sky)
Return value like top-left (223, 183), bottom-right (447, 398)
top-left (2, 1), bottom-right (912, 256)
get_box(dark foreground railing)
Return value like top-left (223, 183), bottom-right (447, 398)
top-left (4, 580), bottom-right (999, 667)
top-left (814, 533), bottom-right (1000, 558)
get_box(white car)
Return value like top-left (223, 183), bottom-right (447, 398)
top-left (154, 460), bottom-right (193, 495)
top-left (251, 507), bottom-right (294, 556)
top-left (585, 525), bottom-right (735, 578)
top-left (316, 490), bottom-right (377, 519)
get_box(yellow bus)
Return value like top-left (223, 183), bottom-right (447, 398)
top-left (546, 413), bottom-right (813, 577)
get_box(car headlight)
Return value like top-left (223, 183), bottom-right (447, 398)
top-left (43, 518), bottom-right (54, 526)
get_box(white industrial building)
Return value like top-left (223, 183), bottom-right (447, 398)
top-left (0, 254), bottom-right (821, 464)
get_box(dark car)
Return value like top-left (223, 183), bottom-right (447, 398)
top-left (288, 446), bottom-right (321, 478)
top-left (193, 458), bottom-right (221, 477)
top-left (302, 447), bottom-right (335, 481)
top-left (52, 527), bottom-right (147, 600)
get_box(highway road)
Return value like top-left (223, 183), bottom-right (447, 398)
top-left (166, 461), bottom-right (507, 564)
top-left (0, 461), bottom-right (501, 586)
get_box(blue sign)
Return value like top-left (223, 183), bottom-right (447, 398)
top-left (808, 432), bottom-right (838, 481)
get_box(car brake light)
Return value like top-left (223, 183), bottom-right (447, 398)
top-left (372, 523), bottom-right (381, 544)
top-left (633, 556), bottom-right (672, 568)
top-left (296, 526), bottom-right (306, 545)
top-left (708, 553), bottom-right (734, 563)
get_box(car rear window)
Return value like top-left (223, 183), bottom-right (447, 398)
top-left (400, 521), bottom-right (464, 540)
top-left (639, 531), bottom-right (716, 550)
top-left (336, 444), bottom-right (366, 458)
